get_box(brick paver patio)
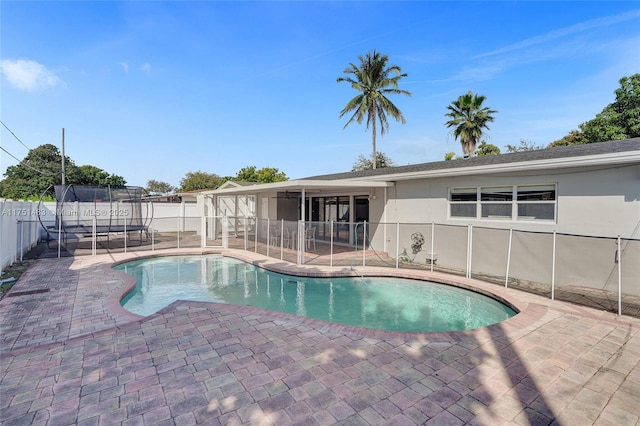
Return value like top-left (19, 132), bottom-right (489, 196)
top-left (1, 248), bottom-right (639, 425)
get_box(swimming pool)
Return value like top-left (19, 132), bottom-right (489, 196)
top-left (115, 255), bottom-right (516, 332)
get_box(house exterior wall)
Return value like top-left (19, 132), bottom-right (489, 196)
top-left (365, 164), bottom-right (639, 295)
top-left (380, 164), bottom-right (639, 239)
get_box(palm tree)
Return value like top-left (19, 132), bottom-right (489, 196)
top-left (337, 50), bottom-right (411, 169)
top-left (445, 91), bottom-right (497, 157)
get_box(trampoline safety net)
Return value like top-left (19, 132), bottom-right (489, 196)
top-left (52, 184), bottom-right (148, 236)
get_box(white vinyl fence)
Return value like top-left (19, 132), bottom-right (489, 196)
top-left (0, 199), bottom-right (45, 274)
top-left (0, 201), bottom-right (199, 274)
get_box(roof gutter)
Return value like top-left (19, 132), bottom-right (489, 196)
top-left (201, 179), bottom-right (394, 196)
top-left (346, 150), bottom-right (640, 182)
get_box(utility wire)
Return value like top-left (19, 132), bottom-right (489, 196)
top-left (0, 144), bottom-right (60, 177)
top-left (0, 120), bottom-right (61, 177)
top-left (1, 119), bottom-right (32, 152)
top-left (1, 119), bottom-right (52, 166)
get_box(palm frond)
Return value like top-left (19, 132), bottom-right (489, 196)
top-left (444, 91), bottom-right (498, 156)
top-left (337, 50), bottom-right (411, 167)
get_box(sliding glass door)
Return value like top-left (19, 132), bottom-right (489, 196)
top-left (305, 196), bottom-right (369, 245)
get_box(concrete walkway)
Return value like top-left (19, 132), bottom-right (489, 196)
top-left (1, 249), bottom-right (639, 425)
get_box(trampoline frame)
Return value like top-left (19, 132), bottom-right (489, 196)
top-left (37, 184), bottom-right (153, 250)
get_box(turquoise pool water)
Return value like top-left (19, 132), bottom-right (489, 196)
top-left (115, 255), bottom-right (516, 332)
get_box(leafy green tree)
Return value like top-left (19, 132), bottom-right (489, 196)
top-left (548, 130), bottom-right (586, 147)
top-left (1, 144), bottom-right (72, 200)
top-left (580, 74), bottom-right (640, 142)
top-left (254, 167), bottom-right (287, 183)
top-left (235, 166), bottom-right (259, 182)
top-left (0, 144), bottom-right (126, 200)
top-left (476, 141), bottom-right (501, 156)
top-left (235, 166), bottom-right (288, 183)
top-left (444, 152), bottom-right (457, 161)
top-left (445, 91), bottom-right (498, 157)
top-left (76, 165), bottom-right (126, 187)
top-left (145, 179), bottom-right (176, 194)
top-left (179, 171), bottom-right (225, 191)
top-left (506, 139), bottom-right (544, 152)
top-left (352, 152), bottom-right (396, 171)
top-left (549, 73), bottom-right (640, 146)
top-left (337, 50), bottom-right (411, 169)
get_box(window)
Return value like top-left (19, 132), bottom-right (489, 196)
top-left (481, 187), bottom-right (512, 219)
top-left (449, 188), bottom-right (477, 218)
top-left (449, 184), bottom-right (556, 222)
top-left (516, 185), bottom-right (556, 221)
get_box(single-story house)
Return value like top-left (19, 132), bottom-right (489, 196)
top-left (197, 139), bottom-right (639, 297)
top-left (198, 138), bottom-right (640, 240)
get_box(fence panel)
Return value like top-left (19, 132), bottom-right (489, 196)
top-left (1, 200), bottom-right (42, 271)
top-left (1, 200), bottom-right (18, 270)
top-left (203, 216), bottom-right (224, 247)
top-left (254, 218), bottom-right (269, 256)
top-left (361, 222), bottom-right (395, 268)
top-left (508, 230), bottom-right (554, 295)
top-left (621, 239), bottom-right (640, 316)
top-left (300, 221), bottom-right (325, 266)
top-left (471, 227), bottom-right (510, 284)
top-left (394, 223), bottom-right (435, 270)
top-left (554, 234), bottom-right (618, 310)
top-left (621, 239), bottom-right (640, 296)
top-left (148, 217), bottom-right (181, 251)
top-left (177, 216), bottom-right (202, 249)
top-left (432, 224), bottom-right (468, 275)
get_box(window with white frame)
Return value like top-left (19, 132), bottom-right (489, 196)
top-left (449, 184), bottom-right (556, 221)
top-left (481, 186), bottom-right (512, 219)
top-left (516, 185), bottom-right (556, 220)
top-left (449, 188), bottom-right (477, 218)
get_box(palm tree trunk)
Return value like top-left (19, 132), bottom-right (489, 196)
top-left (468, 137), bottom-right (477, 157)
top-left (371, 103), bottom-right (377, 169)
top-left (372, 126), bottom-right (377, 169)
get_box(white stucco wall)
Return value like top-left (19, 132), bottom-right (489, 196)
top-left (366, 164), bottom-right (639, 295)
top-left (380, 164), bottom-right (639, 239)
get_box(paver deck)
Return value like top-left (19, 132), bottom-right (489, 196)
top-left (1, 248), bottom-right (639, 425)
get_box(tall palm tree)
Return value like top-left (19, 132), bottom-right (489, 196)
top-left (445, 91), bottom-right (497, 157)
top-left (337, 50), bottom-right (411, 169)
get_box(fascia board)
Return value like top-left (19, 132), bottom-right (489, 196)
top-left (351, 151), bottom-right (640, 182)
top-left (202, 179), bottom-right (393, 196)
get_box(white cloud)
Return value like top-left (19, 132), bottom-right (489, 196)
top-left (120, 61), bottom-right (129, 73)
top-left (140, 63), bottom-right (151, 75)
top-left (0, 58), bottom-right (65, 91)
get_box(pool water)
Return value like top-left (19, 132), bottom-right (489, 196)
top-left (115, 255), bottom-right (516, 332)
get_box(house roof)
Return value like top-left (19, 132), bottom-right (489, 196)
top-left (304, 138), bottom-right (640, 181)
top-left (217, 180), bottom-right (258, 190)
top-left (202, 138), bottom-right (640, 196)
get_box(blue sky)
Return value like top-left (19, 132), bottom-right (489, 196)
top-left (1, 1), bottom-right (639, 188)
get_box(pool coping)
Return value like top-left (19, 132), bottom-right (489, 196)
top-left (104, 248), bottom-right (548, 344)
